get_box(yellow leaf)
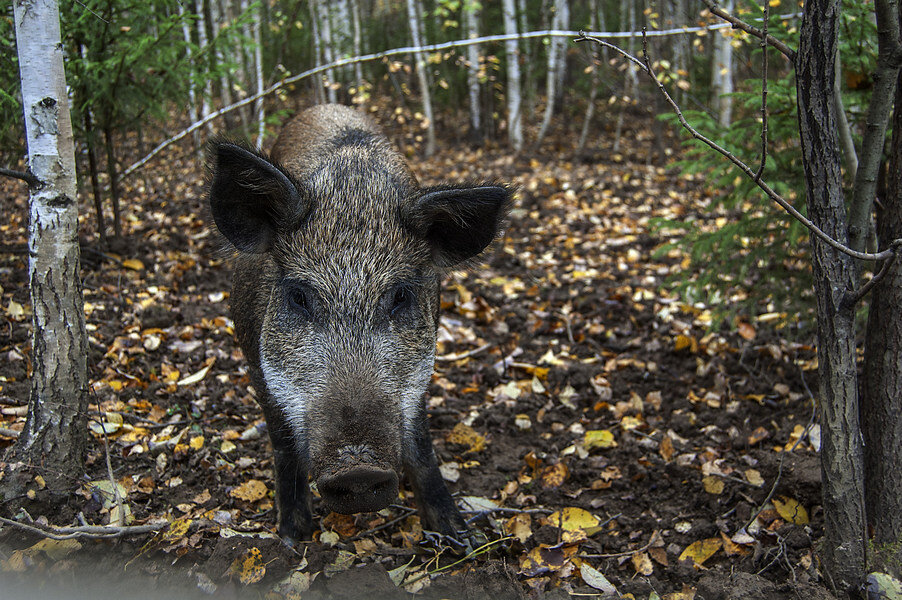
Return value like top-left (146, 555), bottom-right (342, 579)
top-left (27, 538), bottom-right (81, 561)
top-left (737, 321), bottom-right (756, 340)
top-left (631, 551), bottom-right (654, 576)
top-left (773, 496), bottom-right (809, 525)
top-left (584, 430), bottom-right (617, 450)
top-left (230, 479), bottom-right (268, 502)
top-left (678, 538), bottom-right (722, 567)
top-left (445, 422), bottom-right (487, 453)
top-left (121, 258), bottom-right (145, 271)
top-left (620, 415), bottom-right (643, 431)
top-left (540, 462), bottom-right (568, 489)
top-left (504, 513), bottom-right (533, 543)
top-left (189, 436), bottom-right (204, 450)
top-left (230, 547), bottom-right (266, 585)
top-left (674, 334), bottom-right (696, 352)
top-left (162, 517), bottom-right (192, 542)
top-left (547, 507), bottom-right (600, 534)
top-left (745, 469), bottom-right (764, 487)
top-left (702, 476), bottom-right (724, 495)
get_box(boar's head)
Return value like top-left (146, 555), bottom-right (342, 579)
top-left (208, 105), bottom-right (511, 517)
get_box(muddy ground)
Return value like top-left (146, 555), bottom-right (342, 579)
top-left (0, 108), bottom-right (834, 599)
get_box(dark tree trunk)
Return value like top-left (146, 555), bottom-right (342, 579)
top-left (83, 110), bottom-right (106, 245)
top-left (103, 125), bottom-right (122, 239)
top-left (796, 1), bottom-right (867, 592)
top-left (862, 47), bottom-right (902, 579)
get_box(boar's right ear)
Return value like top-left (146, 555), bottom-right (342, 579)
top-left (407, 184), bottom-right (513, 268)
top-left (208, 142), bottom-right (308, 253)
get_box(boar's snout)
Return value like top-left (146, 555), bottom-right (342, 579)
top-left (317, 465), bottom-right (399, 514)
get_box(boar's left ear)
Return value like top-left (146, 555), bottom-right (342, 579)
top-left (208, 141), bottom-right (309, 253)
top-left (406, 184), bottom-right (513, 268)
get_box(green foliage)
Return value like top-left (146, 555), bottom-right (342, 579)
top-left (655, 2), bottom-right (879, 330)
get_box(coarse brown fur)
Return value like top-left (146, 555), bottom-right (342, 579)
top-left (208, 104), bottom-right (511, 543)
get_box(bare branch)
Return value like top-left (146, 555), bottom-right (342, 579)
top-left (0, 167), bottom-right (40, 187)
top-left (0, 515), bottom-right (166, 540)
top-left (575, 32), bottom-right (901, 264)
top-left (754, 0), bottom-right (769, 182)
top-left (701, 0), bottom-right (796, 61)
top-left (842, 246), bottom-right (901, 308)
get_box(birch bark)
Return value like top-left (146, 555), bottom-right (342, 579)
top-left (9, 0), bottom-right (89, 490)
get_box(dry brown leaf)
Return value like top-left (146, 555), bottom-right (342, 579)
top-left (631, 551), bottom-right (654, 575)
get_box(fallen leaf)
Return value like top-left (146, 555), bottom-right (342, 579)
top-left (504, 513), bottom-right (533, 543)
top-left (230, 479), bottom-right (268, 502)
top-left (229, 547), bottom-right (266, 585)
top-left (177, 359), bottom-right (215, 386)
top-left (584, 429), bottom-right (617, 450)
top-left (678, 538), bottom-right (723, 567)
top-left (579, 562), bottom-right (617, 594)
top-left (540, 462), bottom-right (568, 489)
top-left (445, 422), bottom-right (487, 453)
top-left (773, 496), bottom-right (809, 525)
top-left (27, 538), bottom-right (82, 561)
top-left (121, 258), bottom-right (145, 271)
top-left (702, 476), bottom-right (724, 495)
top-left (632, 551), bottom-right (654, 575)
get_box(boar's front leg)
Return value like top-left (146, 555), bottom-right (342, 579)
top-left (263, 406), bottom-right (314, 544)
top-left (402, 409), bottom-right (467, 538)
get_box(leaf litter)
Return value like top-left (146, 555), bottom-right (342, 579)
top-left (0, 110), bottom-right (830, 599)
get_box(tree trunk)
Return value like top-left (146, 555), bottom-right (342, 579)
top-left (209, 0), bottom-right (236, 128)
top-left (536, 0), bottom-right (567, 145)
top-left (350, 0), bottom-right (364, 91)
top-left (103, 126), bottom-right (122, 239)
top-left (796, 1), bottom-right (867, 592)
top-left (862, 13), bottom-right (902, 575)
top-left (405, 0), bottom-right (436, 157)
top-left (576, 0), bottom-right (600, 158)
top-left (848, 0), bottom-right (902, 253)
top-left (502, 0), bottom-right (523, 152)
top-left (711, 0), bottom-right (734, 127)
top-left (309, 0), bottom-right (327, 104)
top-left (8, 0), bottom-right (89, 491)
top-left (315, 0), bottom-right (338, 104)
top-left (252, 0), bottom-right (265, 149)
top-left (464, 0), bottom-right (482, 141)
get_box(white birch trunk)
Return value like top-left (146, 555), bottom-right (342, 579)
top-left (193, 0), bottom-right (214, 133)
top-left (406, 0), bottom-right (436, 157)
top-left (536, 0), bottom-right (567, 144)
top-left (577, 0), bottom-right (600, 157)
top-left (11, 0), bottom-right (88, 487)
top-left (177, 0), bottom-right (199, 145)
top-left (209, 0), bottom-right (236, 123)
top-left (309, 0), bottom-right (326, 103)
top-left (350, 0), bottom-right (364, 91)
top-left (465, 0), bottom-right (482, 139)
top-left (712, 0), bottom-right (734, 127)
top-left (253, 0), bottom-right (265, 148)
top-left (315, 0), bottom-right (338, 103)
top-left (502, 0), bottom-right (523, 151)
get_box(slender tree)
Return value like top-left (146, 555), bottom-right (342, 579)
top-left (6, 0), bottom-right (89, 491)
top-left (711, 0), bottom-right (734, 127)
top-left (536, 0), bottom-right (569, 145)
top-left (406, 0), bottom-right (436, 156)
top-left (796, 0), bottom-right (867, 589)
top-left (502, 0), bottom-right (523, 151)
top-left (464, 0), bottom-right (482, 140)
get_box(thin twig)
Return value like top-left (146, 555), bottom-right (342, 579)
top-left (344, 507), bottom-right (417, 542)
top-left (0, 516), bottom-right (165, 540)
top-left (701, 0), bottom-right (796, 60)
top-left (754, 0), bottom-right (770, 182)
top-left (435, 343), bottom-right (492, 363)
top-left (842, 248), bottom-right (900, 308)
top-left (575, 32), bottom-right (902, 264)
top-left (579, 537), bottom-right (654, 559)
top-left (0, 167), bottom-right (40, 187)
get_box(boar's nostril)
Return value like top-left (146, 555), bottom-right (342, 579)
top-left (317, 467), bottom-right (399, 515)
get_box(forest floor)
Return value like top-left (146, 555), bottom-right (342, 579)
top-left (0, 106), bottom-right (835, 600)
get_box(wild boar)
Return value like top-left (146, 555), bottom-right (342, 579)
top-left (208, 104), bottom-right (511, 543)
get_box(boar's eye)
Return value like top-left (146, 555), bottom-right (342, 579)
top-left (284, 281), bottom-right (316, 321)
top-left (389, 285), bottom-right (413, 318)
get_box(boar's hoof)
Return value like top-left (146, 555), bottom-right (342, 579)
top-left (317, 467), bottom-right (399, 514)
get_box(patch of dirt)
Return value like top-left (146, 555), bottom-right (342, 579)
top-left (1, 107), bottom-right (834, 599)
